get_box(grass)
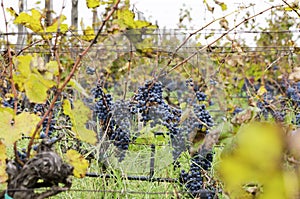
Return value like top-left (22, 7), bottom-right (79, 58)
top-left (52, 143), bottom-right (190, 199)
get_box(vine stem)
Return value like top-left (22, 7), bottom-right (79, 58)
top-left (0, 0), bottom-right (24, 165)
top-left (26, 0), bottom-right (121, 158)
top-left (160, 5), bottom-right (284, 77)
top-left (281, 0), bottom-right (300, 17)
top-left (168, 5), bottom-right (253, 65)
top-left (1, 0), bottom-right (18, 114)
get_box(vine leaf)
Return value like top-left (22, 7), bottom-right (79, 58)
top-left (86, 0), bottom-right (101, 9)
top-left (65, 149), bottom-right (89, 178)
top-left (217, 122), bottom-right (284, 198)
top-left (15, 55), bottom-right (32, 76)
top-left (45, 15), bottom-right (69, 34)
top-left (63, 100), bottom-right (97, 145)
top-left (257, 86), bottom-right (267, 97)
top-left (14, 55), bottom-right (56, 103)
top-left (0, 109), bottom-right (40, 146)
top-left (14, 9), bottom-right (43, 32)
top-left (214, 0), bottom-right (227, 11)
top-left (44, 60), bottom-right (59, 80)
top-left (82, 26), bottom-right (95, 41)
top-left (24, 73), bottom-right (55, 103)
top-left (0, 141), bottom-right (7, 183)
top-left (115, 8), bottom-right (157, 29)
top-left (68, 79), bottom-right (89, 98)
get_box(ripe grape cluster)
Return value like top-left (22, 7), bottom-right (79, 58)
top-left (133, 80), bottom-right (164, 123)
top-left (131, 80), bottom-right (186, 160)
top-left (195, 91), bottom-right (206, 102)
top-left (33, 103), bottom-right (57, 138)
top-left (2, 97), bottom-right (23, 114)
top-left (92, 85), bottom-right (132, 161)
top-left (293, 113), bottom-right (300, 126)
top-left (16, 149), bottom-right (27, 167)
top-left (193, 104), bottom-right (214, 133)
top-left (92, 84), bottom-right (114, 123)
top-left (287, 84), bottom-right (300, 107)
top-left (110, 101), bottom-right (132, 161)
top-left (180, 152), bottom-right (214, 198)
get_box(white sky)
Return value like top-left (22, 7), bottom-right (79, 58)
top-left (0, 0), bottom-right (296, 45)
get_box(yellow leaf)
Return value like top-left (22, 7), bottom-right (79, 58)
top-left (24, 73), bottom-right (55, 103)
top-left (86, 0), bottom-right (101, 8)
top-left (65, 149), bottom-right (89, 178)
top-left (0, 110), bottom-right (40, 146)
top-left (63, 100), bottom-right (97, 145)
top-left (82, 26), bottom-right (95, 41)
top-left (16, 55), bottom-right (32, 76)
top-left (217, 122), bottom-right (284, 198)
top-left (63, 99), bottom-right (72, 116)
top-left (45, 15), bottom-right (69, 39)
top-left (14, 9), bottom-right (43, 33)
top-left (73, 126), bottom-right (98, 145)
top-left (45, 60), bottom-right (59, 77)
top-left (257, 86), bottom-right (267, 96)
top-left (0, 141), bottom-right (7, 183)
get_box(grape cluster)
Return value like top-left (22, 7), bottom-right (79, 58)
top-left (185, 78), bottom-right (194, 87)
top-left (179, 152), bottom-right (214, 198)
top-left (134, 80), bottom-right (163, 123)
top-left (192, 104), bottom-right (214, 134)
top-left (287, 85), bottom-right (300, 107)
top-left (2, 97), bottom-right (23, 114)
top-left (110, 100), bottom-right (132, 161)
top-left (92, 85), bottom-right (113, 122)
top-left (256, 95), bottom-right (273, 120)
top-left (110, 127), bottom-right (130, 161)
top-left (132, 80), bottom-right (187, 160)
top-left (233, 107), bottom-right (243, 115)
top-left (86, 66), bottom-right (96, 75)
top-left (33, 103), bottom-right (57, 138)
top-left (91, 85), bottom-right (132, 161)
top-left (16, 149), bottom-right (27, 165)
top-left (195, 91), bottom-right (206, 102)
top-left (293, 113), bottom-right (300, 126)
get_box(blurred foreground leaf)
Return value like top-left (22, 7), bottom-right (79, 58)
top-left (217, 122), bottom-right (298, 198)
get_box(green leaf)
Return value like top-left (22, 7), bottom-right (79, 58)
top-left (82, 26), bottom-right (95, 41)
top-left (0, 109), bottom-right (40, 146)
top-left (14, 9), bottom-right (43, 32)
top-left (86, 0), bottom-right (101, 8)
top-left (136, 123), bottom-right (169, 145)
top-left (24, 73), bottom-right (55, 103)
top-left (65, 149), bottom-right (89, 178)
top-left (63, 100), bottom-right (97, 144)
top-left (0, 141), bottom-right (7, 183)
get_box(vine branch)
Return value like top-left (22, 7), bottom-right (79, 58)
top-left (161, 5), bottom-right (284, 77)
top-left (26, 0), bottom-right (121, 158)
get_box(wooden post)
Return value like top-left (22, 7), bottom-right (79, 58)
top-left (71, 0), bottom-right (78, 30)
top-left (92, 8), bottom-right (98, 32)
top-left (16, 0), bottom-right (26, 53)
top-left (45, 0), bottom-right (53, 62)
